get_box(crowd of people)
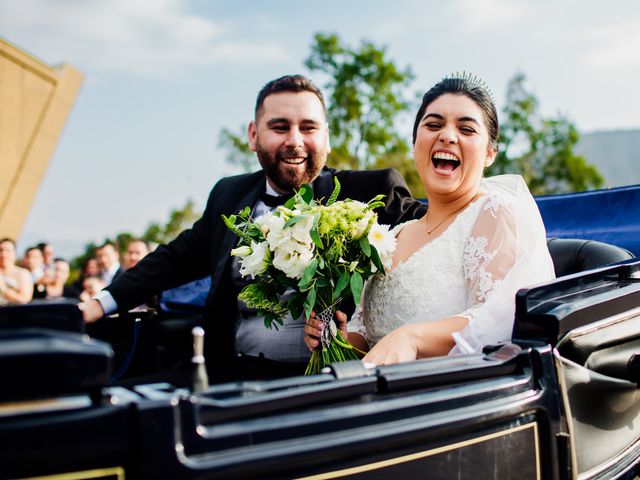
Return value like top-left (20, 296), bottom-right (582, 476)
top-left (0, 238), bottom-right (150, 306)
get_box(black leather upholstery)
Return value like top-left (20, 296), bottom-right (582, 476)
top-left (546, 237), bottom-right (634, 277)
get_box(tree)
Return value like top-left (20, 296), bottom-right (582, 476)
top-left (305, 33), bottom-right (424, 196)
top-left (141, 199), bottom-right (200, 245)
top-left (489, 73), bottom-right (604, 194)
top-left (219, 127), bottom-right (254, 173)
top-left (219, 33), bottom-right (425, 196)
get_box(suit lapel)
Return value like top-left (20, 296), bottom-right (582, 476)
top-left (213, 173), bottom-right (264, 287)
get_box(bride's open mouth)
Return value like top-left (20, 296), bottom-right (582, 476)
top-left (432, 151), bottom-right (460, 174)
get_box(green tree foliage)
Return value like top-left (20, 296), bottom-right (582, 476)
top-left (305, 33), bottom-right (416, 173)
top-left (220, 32), bottom-right (424, 195)
top-left (219, 35), bottom-right (602, 199)
top-left (489, 73), bottom-right (604, 194)
top-left (219, 126), bottom-right (254, 173)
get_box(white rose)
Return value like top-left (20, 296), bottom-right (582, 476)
top-left (290, 214), bottom-right (315, 246)
top-left (352, 211), bottom-right (374, 239)
top-left (239, 241), bottom-right (270, 278)
top-left (272, 241), bottom-right (314, 279)
top-left (256, 211), bottom-right (291, 249)
top-left (368, 222), bottom-right (397, 269)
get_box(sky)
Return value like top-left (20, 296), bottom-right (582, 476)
top-left (2, 0), bottom-right (640, 258)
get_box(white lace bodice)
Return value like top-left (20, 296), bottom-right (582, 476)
top-left (349, 174), bottom-right (555, 354)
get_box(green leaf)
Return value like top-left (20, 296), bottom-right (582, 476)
top-left (326, 177), bottom-right (341, 206)
top-left (358, 235), bottom-right (371, 257)
top-left (333, 270), bottom-right (350, 301)
top-left (283, 196), bottom-right (297, 210)
top-left (350, 271), bottom-right (364, 305)
top-left (370, 246), bottom-right (384, 273)
top-left (283, 215), bottom-right (306, 229)
top-left (298, 183), bottom-right (314, 203)
top-left (310, 213), bottom-right (323, 249)
top-left (299, 257), bottom-right (319, 289)
top-left (304, 287), bottom-right (317, 320)
top-left (316, 277), bottom-right (331, 288)
top-left (288, 295), bottom-right (305, 320)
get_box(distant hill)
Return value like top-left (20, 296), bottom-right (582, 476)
top-left (575, 129), bottom-right (640, 188)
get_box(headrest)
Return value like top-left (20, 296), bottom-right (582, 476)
top-left (547, 237), bottom-right (634, 277)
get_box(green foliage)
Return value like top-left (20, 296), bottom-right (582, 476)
top-left (489, 73), bottom-right (604, 194)
top-left (219, 126), bottom-right (255, 173)
top-left (305, 32), bottom-right (415, 171)
top-left (142, 199), bottom-right (200, 245)
top-left (218, 36), bottom-right (602, 199)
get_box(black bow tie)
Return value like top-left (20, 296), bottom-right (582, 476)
top-left (259, 192), bottom-right (293, 208)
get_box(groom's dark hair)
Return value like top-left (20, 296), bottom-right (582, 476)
top-left (255, 75), bottom-right (327, 119)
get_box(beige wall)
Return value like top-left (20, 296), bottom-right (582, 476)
top-left (0, 38), bottom-right (84, 240)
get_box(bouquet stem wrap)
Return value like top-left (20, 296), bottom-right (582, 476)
top-left (305, 301), bottom-right (362, 375)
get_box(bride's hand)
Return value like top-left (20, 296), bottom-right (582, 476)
top-left (304, 310), bottom-right (348, 352)
top-left (362, 325), bottom-right (418, 365)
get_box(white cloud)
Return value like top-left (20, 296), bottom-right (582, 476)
top-left (578, 19), bottom-right (640, 69)
top-left (0, 0), bottom-right (290, 75)
top-left (448, 0), bottom-right (532, 31)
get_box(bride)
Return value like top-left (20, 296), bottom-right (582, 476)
top-left (304, 74), bottom-right (555, 365)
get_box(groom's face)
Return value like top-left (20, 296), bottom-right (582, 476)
top-left (248, 91), bottom-right (330, 194)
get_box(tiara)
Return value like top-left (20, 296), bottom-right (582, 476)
top-left (444, 71), bottom-right (495, 104)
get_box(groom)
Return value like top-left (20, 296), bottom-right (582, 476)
top-left (82, 74), bottom-right (427, 381)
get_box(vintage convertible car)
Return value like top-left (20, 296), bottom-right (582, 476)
top-left (1, 185), bottom-right (639, 480)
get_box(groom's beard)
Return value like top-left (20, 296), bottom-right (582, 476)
top-left (256, 144), bottom-right (327, 193)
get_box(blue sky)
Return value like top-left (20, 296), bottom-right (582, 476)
top-left (2, 0), bottom-right (639, 258)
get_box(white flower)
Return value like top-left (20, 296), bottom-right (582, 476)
top-left (230, 245), bottom-right (252, 258)
top-left (290, 214), bottom-right (315, 246)
top-left (368, 222), bottom-right (396, 269)
top-left (272, 241), bottom-right (314, 279)
top-left (256, 211), bottom-right (290, 249)
top-left (352, 210), bottom-right (374, 239)
top-left (239, 241), bottom-right (270, 279)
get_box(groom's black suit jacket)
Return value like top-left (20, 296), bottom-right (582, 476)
top-left (106, 167), bottom-right (427, 369)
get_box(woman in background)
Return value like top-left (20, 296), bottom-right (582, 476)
top-left (0, 238), bottom-right (34, 305)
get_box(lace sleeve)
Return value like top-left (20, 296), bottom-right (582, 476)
top-left (451, 175), bottom-right (555, 354)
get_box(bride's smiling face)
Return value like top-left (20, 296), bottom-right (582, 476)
top-left (413, 93), bottom-right (496, 201)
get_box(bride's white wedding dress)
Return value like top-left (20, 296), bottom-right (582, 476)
top-left (349, 174), bottom-right (555, 354)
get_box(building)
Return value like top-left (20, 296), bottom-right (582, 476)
top-left (0, 37), bottom-right (83, 239)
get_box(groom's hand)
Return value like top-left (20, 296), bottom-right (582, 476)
top-left (303, 310), bottom-right (348, 351)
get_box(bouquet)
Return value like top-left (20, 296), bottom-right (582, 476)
top-left (222, 178), bottom-right (396, 374)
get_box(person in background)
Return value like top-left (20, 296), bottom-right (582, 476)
top-left (79, 276), bottom-right (106, 303)
top-left (35, 242), bottom-right (56, 297)
top-left (125, 239), bottom-right (150, 269)
top-left (21, 246), bottom-right (44, 284)
top-left (71, 257), bottom-right (100, 296)
top-left (45, 258), bottom-right (76, 299)
top-left (95, 242), bottom-right (123, 286)
top-left (0, 238), bottom-right (34, 305)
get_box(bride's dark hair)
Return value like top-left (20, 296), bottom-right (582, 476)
top-left (412, 74), bottom-right (499, 151)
